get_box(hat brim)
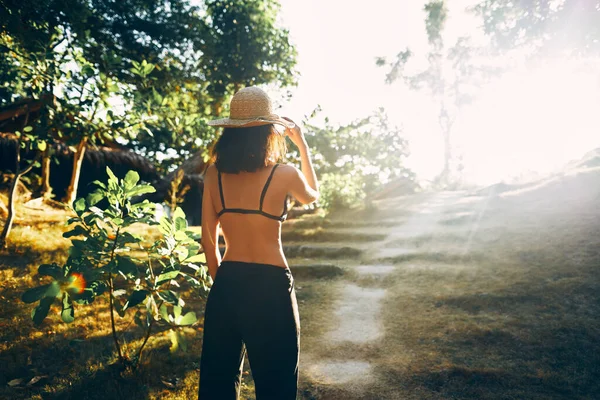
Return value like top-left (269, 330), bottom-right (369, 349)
top-left (207, 114), bottom-right (295, 130)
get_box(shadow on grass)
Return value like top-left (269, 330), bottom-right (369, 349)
top-left (378, 262), bottom-right (600, 399)
top-left (0, 314), bottom-right (205, 400)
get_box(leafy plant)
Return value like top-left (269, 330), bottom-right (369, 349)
top-left (318, 173), bottom-right (366, 210)
top-left (289, 108), bottom-right (415, 210)
top-left (21, 168), bottom-right (211, 369)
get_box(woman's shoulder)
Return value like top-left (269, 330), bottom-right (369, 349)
top-left (276, 163), bottom-right (301, 179)
top-left (276, 163), bottom-right (300, 173)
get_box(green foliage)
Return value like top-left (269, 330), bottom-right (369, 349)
top-left (473, 0), bottom-right (600, 56)
top-left (21, 168), bottom-right (211, 367)
top-left (318, 173), bottom-right (366, 210)
top-left (1, 0), bottom-right (298, 172)
top-left (292, 108), bottom-right (414, 210)
top-left (376, 1), bottom-right (499, 187)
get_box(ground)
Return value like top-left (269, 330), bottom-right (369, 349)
top-left (1, 165), bottom-right (599, 399)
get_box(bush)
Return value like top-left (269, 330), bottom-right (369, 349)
top-left (288, 108), bottom-right (416, 211)
top-left (319, 173), bottom-right (366, 210)
top-left (21, 168), bottom-right (211, 369)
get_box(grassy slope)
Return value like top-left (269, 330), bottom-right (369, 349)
top-left (1, 165), bottom-right (599, 399)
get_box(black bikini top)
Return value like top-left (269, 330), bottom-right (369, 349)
top-left (217, 164), bottom-right (288, 222)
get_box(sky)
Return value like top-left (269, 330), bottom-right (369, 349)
top-left (275, 0), bottom-right (600, 184)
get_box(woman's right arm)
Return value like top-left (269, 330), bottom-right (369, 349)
top-left (284, 118), bottom-right (319, 204)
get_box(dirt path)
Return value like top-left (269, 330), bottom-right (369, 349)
top-left (298, 191), bottom-right (478, 399)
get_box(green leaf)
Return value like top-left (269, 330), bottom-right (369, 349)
top-left (38, 264), bottom-right (63, 279)
top-left (127, 185), bottom-right (156, 197)
top-left (115, 256), bottom-right (138, 278)
top-left (86, 191), bottom-right (104, 206)
top-left (32, 296), bottom-right (54, 325)
top-left (123, 290), bottom-right (149, 311)
top-left (114, 297), bottom-right (126, 318)
top-left (176, 247), bottom-right (189, 263)
top-left (61, 293), bottom-right (75, 323)
top-left (63, 225), bottom-right (87, 238)
top-left (23, 126), bottom-right (33, 133)
top-left (144, 62), bottom-right (155, 75)
top-left (22, 284), bottom-right (52, 304)
top-left (173, 207), bottom-right (186, 229)
top-left (158, 216), bottom-right (172, 236)
top-left (157, 270), bottom-right (179, 285)
top-left (158, 290), bottom-right (179, 304)
top-left (89, 281), bottom-right (107, 296)
top-left (185, 253), bottom-right (206, 264)
top-left (124, 170), bottom-right (140, 190)
top-left (46, 281), bottom-right (61, 298)
top-left (74, 198), bottom-right (86, 214)
top-left (71, 288), bottom-right (95, 305)
top-left (92, 180), bottom-right (107, 189)
top-left (174, 231), bottom-right (189, 242)
top-left (175, 217), bottom-right (187, 231)
top-left (106, 167), bottom-right (117, 183)
top-left (176, 311), bottom-right (197, 326)
top-left (159, 304), bottom-right (170, 322)
top-left (37, 140), bottom-right (47, 151)
top-left (173, 305), bottom-right (182, 319)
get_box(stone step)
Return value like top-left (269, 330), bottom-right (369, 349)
top-left (283, 244), bottom-right (363, 260)
top-left (281, 230), bottom-right (386, 243)
top-left (218, 244), bottom-right (363, 260)
top-left (288, 263), bottom-right (346, 280)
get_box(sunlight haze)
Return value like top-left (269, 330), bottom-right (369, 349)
top-left (278, 0), bottom-right (600, 184)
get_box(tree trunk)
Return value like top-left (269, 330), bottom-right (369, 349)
top-left (63, 137), bottom-right (88, 205)
top-left (0, 173), bottom-right (20, 249)
top-left (437, 105), bottom-right (454, 187)
top-left (442, 128), bottom-right (451, 180)
top-left (41, 148), bottom-right (52, 200)
top-left (0, 152), bottom-right (37, 248)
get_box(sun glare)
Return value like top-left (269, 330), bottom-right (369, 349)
top-left (455, 60), bottom-right (600, 184)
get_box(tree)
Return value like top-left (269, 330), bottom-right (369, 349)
top-left (129, 0), bottom-right (298, 172)
top-left (377, 1), bottom-right (497, 187)
top-left (292, 108), bottom-right (414, 209)
top-left (21, 169), bottom-right (211, 368)
top-left (1, 0), bottom-right (298, 192)
top-left (1, 0), bottom-right (204, 202)
top-left (472, 0), bottom-right (600, 56)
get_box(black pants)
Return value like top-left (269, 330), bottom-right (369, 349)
top-left (198, 261), bottom-right (300, 400)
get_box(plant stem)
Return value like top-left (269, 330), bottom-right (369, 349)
top-left (134, 300), bottom-right (163, 368)
top-left (107, 228), bottom-right (123, 362)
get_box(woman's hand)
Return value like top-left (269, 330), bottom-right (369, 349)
top-left (282, 117), bottom-right (307, 149)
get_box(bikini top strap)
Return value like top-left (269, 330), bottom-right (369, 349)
top-left (280, 194), bottom-right (289, 219)
top-left (259, 164), bottom-right (279, 211)
top-left (217, 169), bottom-right (226, 209)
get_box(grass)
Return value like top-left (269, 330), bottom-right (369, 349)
top-left (0, 202), bottom-right (346, 400)
top-left (2, 167), bottom-right (600, 399)
top-left (0, 219), bottom-right (212, 400)
top-left (311, 177), bottom-right (600, 399)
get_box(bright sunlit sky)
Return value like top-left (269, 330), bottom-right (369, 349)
top-left (275, 0), bottom-right (600, 184)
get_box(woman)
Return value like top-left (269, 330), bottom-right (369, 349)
top-left (198, 86), bottom-right (319, 400)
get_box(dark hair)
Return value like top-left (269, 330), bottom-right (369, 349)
top-left (212, 125), bottom-right (287, 173)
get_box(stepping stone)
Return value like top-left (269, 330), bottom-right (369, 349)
top-left (354, 265), bottom-right (396, 276)
top-left (308, 360), bottom-right (372, 385)
top-left (377, 247), bottom-right (417, 260)
top-left (284, 245), bottom-right (362, 259)
top-left (328, 284), bottom-right (386, 344)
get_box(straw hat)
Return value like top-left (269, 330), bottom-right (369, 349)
top-left (208, 86), bottom-right (295, 129)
